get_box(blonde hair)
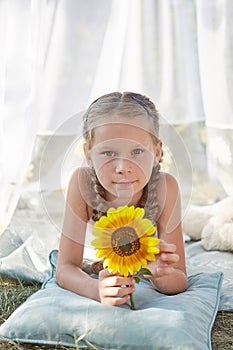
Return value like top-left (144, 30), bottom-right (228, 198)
top-left (83, 91), bottom-right (161, 222)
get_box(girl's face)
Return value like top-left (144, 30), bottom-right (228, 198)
top-left (86, 121), bottom-right (162, 206)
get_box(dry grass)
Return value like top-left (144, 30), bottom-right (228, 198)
top-left (212, 311), bottom-right (233, 350)
top-left (0, 278), bottom-right (40, 324)
top-left (0, 277), bottom-right (232, 350)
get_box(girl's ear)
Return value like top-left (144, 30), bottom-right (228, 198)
top-left (155, 141), bottom-right (163, 162)
top-left (83, 144), bottom-right (92, 167)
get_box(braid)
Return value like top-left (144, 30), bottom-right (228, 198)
top-left (137, 185), bottom-right (148, 209)
top-left (88, 168), bottom-right (107, 221)
top-left (143, 163), bottom-right (161, 222)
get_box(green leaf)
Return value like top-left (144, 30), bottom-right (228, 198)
top-left (137, 267), bottom-right (152, 276)
top-left (133, 276), bottom-right (141, 284)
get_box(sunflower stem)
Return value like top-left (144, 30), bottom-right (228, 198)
top-left (130, 293), bottom-right (136, 310)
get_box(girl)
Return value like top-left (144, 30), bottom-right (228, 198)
top-left (56, 92), bottom-right (188, 307)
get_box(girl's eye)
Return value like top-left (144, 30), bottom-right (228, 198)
top-left (103, 151), bottom-right (115, 157)
top-left (132, 148), bottom-right (143, 155)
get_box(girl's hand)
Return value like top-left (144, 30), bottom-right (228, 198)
top-left (147, 240), bottom-right (180, 277)
top-left (98, 269), bottom-right (135, 306)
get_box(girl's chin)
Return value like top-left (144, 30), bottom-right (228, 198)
top-left (105, 190), bottom-right (141, 207)
top-left (108, 198), bottom-right (133, 208)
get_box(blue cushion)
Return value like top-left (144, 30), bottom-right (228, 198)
top-left (0, 250), bottom-right (223, 350)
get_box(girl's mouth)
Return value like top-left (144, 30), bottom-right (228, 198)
top-left (114, 180), bottom-right (136, 187)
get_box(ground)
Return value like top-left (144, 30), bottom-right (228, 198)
top-left (0, 277), bottom-right (232, 350)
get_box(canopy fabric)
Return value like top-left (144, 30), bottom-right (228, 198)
top-left (1, 0), bottom-right (233, 228)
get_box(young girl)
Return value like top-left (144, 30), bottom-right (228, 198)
top-left (56, 91), bottom-right (188, 307)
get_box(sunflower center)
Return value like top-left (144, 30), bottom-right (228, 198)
top-left (111, 226), bottom-right (140, 257)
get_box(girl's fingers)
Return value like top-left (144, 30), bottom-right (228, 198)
top-left (102, 285), bottom-right (135, 298)
top-left (146, 252), bottom-right (179, 278)
top-left (158, 241), bottom-right (176, 253)
top-left (99, 269), bottom-right (135, 287)
top-left (160, 253), bottom-right (179, 264)
top-left (98, 269), bottom-right (136, 306)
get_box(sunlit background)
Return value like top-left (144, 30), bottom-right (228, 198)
top-left (1, 0), bottom-right (233, 230)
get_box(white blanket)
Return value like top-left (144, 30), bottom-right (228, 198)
top-left (0, 190), bottom-right (232, 311)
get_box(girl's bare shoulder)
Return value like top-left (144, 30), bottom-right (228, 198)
top-left (157, 172), bottom-right (180, 215)
top-left (158, 171), bottom-right (179, 192)
top-left (67, 167), bottom-right (92, 194)
top-left (65, 167), bottom-right (92, 219)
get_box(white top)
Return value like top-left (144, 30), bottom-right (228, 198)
top-left (83, 221), bottom-right (98, 260)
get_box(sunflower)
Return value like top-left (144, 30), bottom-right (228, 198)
top-left (91, 205), bottom-right (160, 277)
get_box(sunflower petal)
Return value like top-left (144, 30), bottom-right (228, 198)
top-left (92, 205), bottom-right (159, 277)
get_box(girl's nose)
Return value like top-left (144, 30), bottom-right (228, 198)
top-left (115, 158), bottom-right (132, 173)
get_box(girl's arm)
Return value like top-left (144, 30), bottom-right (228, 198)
top-left (56, 168), bottom-right (135, 304)
top-left (146, 173), bottom-right (188, 294)
top-left (56, 167), bottom-right (100, 300)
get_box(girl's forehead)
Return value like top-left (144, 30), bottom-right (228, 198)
top-left (92, 122), bottom-right (153, 144)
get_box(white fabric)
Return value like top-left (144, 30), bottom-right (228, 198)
top-left (83, 221), bottom-right (98, 261)
top-left (196, 0), bottom-right (233, 128)
top-left (183, 196), bottom-right (233, 251)
top-left (1, 0), bottom-right (233, 229)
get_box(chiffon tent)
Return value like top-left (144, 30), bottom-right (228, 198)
top-left (1, 0), bottom-right (233, 230)
top-left (0, 1), bottom-right (233, 349)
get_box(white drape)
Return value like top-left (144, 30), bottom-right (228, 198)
top-left (1, 0), bottom-right (233, 229)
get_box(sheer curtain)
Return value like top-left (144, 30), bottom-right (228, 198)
top-left (1, 0), bottom-right (233, 230)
